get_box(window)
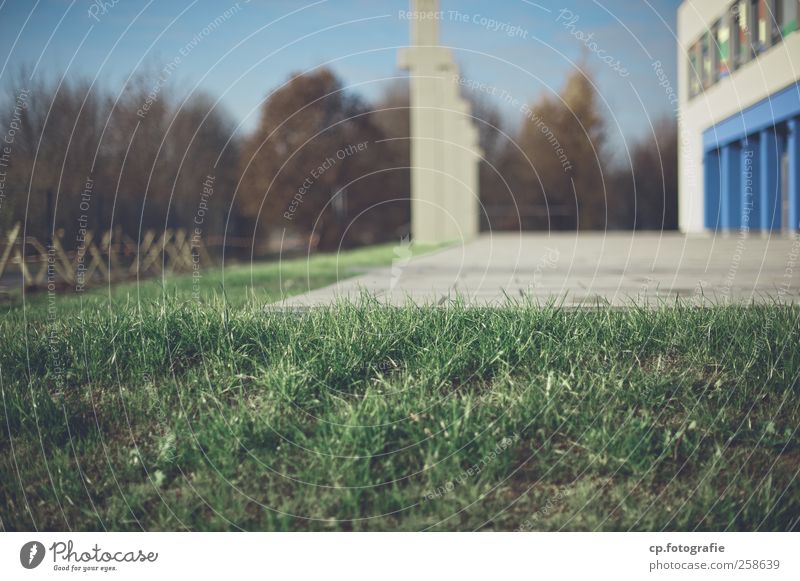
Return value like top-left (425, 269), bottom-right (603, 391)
top-left (686, 0), bottom-right (798, 100)
top-left (689, 41), bottom-right (701, 97)
top-left (701, 31), bottom-right (714, 88)
top-left (734, 0), bottom-right (751, 67)
top-left (779, 0), bottom-right (799, 35)
top-left (717, 16), bottom-right (732, 78)
top-left (755, 0), bottom-right (770, 52)
top-left (771, 0), bottom-right (783, 43)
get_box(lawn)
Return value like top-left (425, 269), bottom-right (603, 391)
top-left (2, 241), bottom-right (439, 312)
top-left (1, 245), bottom-right (799, 531)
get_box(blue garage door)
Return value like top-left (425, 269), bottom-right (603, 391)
top-left (703, 82), bottom-right (800, 231)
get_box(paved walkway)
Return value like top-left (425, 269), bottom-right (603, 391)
top-left (278, 233), bottom-right (800, 307)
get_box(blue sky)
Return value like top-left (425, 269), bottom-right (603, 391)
top-left (0, 0), bottom-right (682, 150)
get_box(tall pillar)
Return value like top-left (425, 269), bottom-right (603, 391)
top-left (759, 126), bottom-right (781, 231)
top-left (441, 63), bottom-right (462, 241)
top-left (398, 0), bottom-right (481, 244)
top-left (442, 96), bottom-right (480, 240)
top-left (788, 118), bottom-right (800, 231)
top-left (704, 149), bottom-right (721, 230)
top-left (720, 142), bottom-right (741, 230)
top-left (462, 118), bottom-right (481, 237)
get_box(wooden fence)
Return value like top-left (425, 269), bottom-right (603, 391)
top-left (0, 223), bottom-right (214, 293)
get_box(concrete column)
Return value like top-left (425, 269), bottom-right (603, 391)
top-left (440, 70), bottom-right (462, 241)
top-left (411, 0), bottom-right (439, 45)
top-left (720, 142), bottom-right (741, 230)
top-left (443, 97), bottom-right (481, 241)
top-left (704, 149), bottom-right (721, 230)
top-left (788, 118), bottom-right (800, 231)
top-left (398, 0), bottom-right (480, 244)
top-left (759, 126), bottom-right (781, 231)
top-left (463, 121), bottom-right (481, 237)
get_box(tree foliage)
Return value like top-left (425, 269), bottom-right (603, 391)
top-left (0, 67), bottom-right (238, 244)
top-left (0, 60), bottom-right (677, 256)
top-left (238, 68), bottom-right (408, 251)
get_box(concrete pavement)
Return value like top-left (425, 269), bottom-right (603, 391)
top-left (277, 232), bottom-right (800, 307)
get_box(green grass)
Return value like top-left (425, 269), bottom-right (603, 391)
top-left (3, 241), bottom-right (441, 312)
top-left (1, 246), bottom-right (799, 531)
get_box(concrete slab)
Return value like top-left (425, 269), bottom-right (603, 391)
top-left (277, 233), bottom-right (800, 307)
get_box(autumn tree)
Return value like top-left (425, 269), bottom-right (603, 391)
top-left (612, 117), bottom-right (678, 230)
top-left (370, 79), bottom-right (411, 235)
top-left (0, 65), bottom-right (239, 245)
top-left (0, 71), bottom-right (114, 240)
top-left (533, 68), bottom-right (607, 229)
top-left (165, 92), bottom-right (239, 238)
top-left (558, 67), bottom-right (609, 229)
top-left (239, 68), bottom-right (407, 251)
top-left (485, 65), bottom-right (611, 230)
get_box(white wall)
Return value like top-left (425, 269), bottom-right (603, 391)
top-left (677, 0), bottom-right (800, 232)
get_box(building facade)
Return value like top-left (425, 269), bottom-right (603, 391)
top-left (678, 0), bottom-right (800, 233)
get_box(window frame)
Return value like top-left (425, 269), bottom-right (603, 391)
top-left (778, 0), bottom-right (799, 36)
top-left (701, 29), bottom-right (714, 88)
top-left (686, 0), bottom-right (798, 100)
top-left (688, 41), bottom-right (701, 98)
top-left (754, 0), bottom-right (771, 53)
top-left (733, 0), bottom-right (751, 68)
top-left (716, 14), bottom-right (733, 79)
